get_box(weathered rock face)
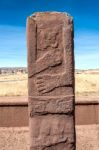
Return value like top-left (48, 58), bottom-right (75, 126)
top-left (27, 12), bottom-right (75, 150)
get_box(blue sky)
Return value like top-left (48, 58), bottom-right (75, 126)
top-left (0, 0), bottom-right (99, 69)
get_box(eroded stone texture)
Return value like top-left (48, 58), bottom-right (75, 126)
top-left (29, 96), bottom-right (74, 116)
top-left (27, 12), bottom-right (75, 150)
top-left (30, 115), bottom-right (74, 149)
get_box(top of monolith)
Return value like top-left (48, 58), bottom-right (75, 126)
top-left (29, 11), bottom-right (73, 23)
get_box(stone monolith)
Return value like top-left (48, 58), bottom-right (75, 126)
top-left (27, 12), bottom-right (75, 150)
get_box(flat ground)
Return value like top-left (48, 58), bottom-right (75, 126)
top-left (0, 70), bottom-right (99, 97)
top-left (0, 125), bottom-right (99, 150)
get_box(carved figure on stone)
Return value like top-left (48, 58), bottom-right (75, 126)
top-left (35, 72), bottom-right (72, 94)
top-left (29, 26), bottom-right (72, 95)
top-left (29, 49), bottom-right (62, 77)
top-left (27, 12), bottom-right (75, 150)
top-left (37, 28), bottom-right (59, 50)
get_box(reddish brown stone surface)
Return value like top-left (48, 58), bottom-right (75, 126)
top-left (27, 12), bottom-right (75, 150)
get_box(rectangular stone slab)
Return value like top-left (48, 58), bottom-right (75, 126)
top-left (27, 12), bottom-right (75, 150)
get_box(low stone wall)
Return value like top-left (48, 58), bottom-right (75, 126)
top-left (75, 100), bottom-right (99, 125)
top-left (0, 97), bottom-right (99, 149)
top-left (0, 97), bottom-right (99, 126)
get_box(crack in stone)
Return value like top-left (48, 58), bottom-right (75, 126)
top-left (30, 111), bottom-right (73, 117)
top-left (42, 138), bottom-right (67, 150)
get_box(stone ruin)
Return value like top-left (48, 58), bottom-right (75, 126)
top-left (27, 12), bottom-right (76, 150)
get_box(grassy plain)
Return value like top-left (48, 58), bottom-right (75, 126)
top-left (75, 70), bottom-right (99, 97)
top-left (0, 70), bottom-right (99, 97)
top-left (0, 73), bottom-right (27, 96)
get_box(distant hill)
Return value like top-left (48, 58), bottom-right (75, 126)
top-left (0, 67), bottom-right (27, 74)
top-left (0, 67), bottom-right (99, 74)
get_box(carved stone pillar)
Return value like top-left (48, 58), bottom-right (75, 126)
top-left (27, 12), bottom-right (75, 150)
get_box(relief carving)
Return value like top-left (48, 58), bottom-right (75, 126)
top-left (27, 12), bottom-right (75, 150)
top-left (30, 115), bottom-right (74, 148)
top-left (29, 49), bottom-right (62, 77)
top-left (35, 72), bottom-right (72, 94)
top-left (37, 27), bottom-right (60, 51)
top-left (29, 96), bottom-right (73, 116)
top-left (29, 25), bottom-right (72, 95)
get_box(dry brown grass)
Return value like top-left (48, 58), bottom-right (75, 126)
top-left (0, 70), bottom-right (99, 97)
top-left (0, 73), bottom-right (28, 96)
top-left (75, 71), bottom-right (99, 96)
